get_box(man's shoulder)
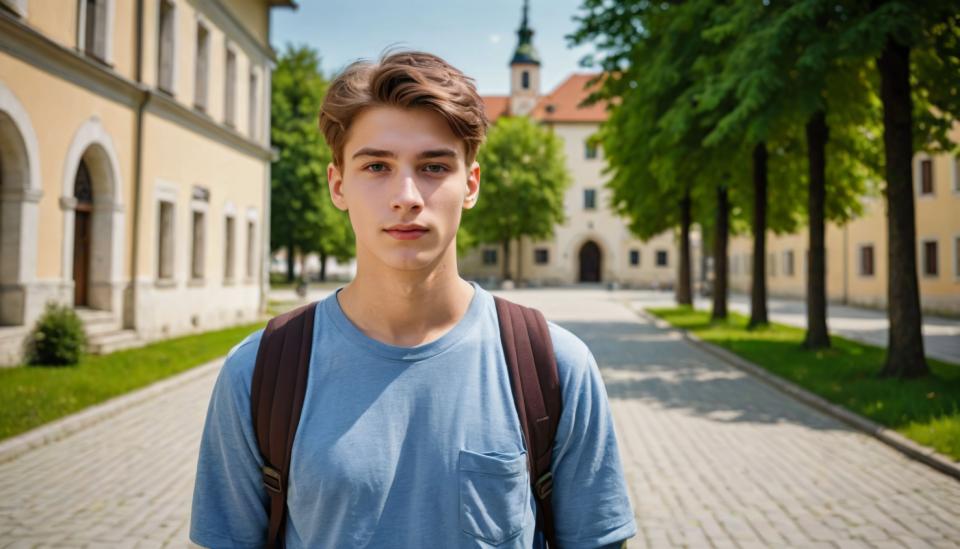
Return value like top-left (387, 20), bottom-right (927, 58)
top-left (545, 320), bottom-right (593, 380)
top-left (216, 327), bottom-right (265, 392)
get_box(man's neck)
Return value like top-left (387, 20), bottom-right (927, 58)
top-left (336, 255), bottom-right (475, 348)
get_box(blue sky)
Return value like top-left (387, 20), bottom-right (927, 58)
top-left (269, 0), bottom-right (598, 95)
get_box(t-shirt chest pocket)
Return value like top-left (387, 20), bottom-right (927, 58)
top-left (458, 449), bottom-right (529, 545)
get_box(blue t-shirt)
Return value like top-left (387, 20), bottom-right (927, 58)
top-left (190, 283), bottom-right (637, 548)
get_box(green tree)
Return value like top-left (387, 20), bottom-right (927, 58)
top-left (833, 2), bottom-right (959, 378)
top-left (697, 0), bottom-right (880, 342)
top-left (271, 44), bottom-right (354, 282)
top-left (463, 116), bottom-right (570, 281)
top-left (570, 0), bottom-right (772, 310)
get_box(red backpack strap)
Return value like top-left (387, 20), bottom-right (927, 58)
top-left (493, 296), bottom-right (562, 548)
top-left (250, 301), bottom-right (317, 549)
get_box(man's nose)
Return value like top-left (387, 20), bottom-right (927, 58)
top-left (391, 173), bottom-right (424, 212)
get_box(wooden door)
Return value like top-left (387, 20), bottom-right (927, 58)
top-left (73, 160), bottom-right (93, 307)
top-left (579, 241), bottom-right (601, 283)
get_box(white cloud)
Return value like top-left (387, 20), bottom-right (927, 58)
top-left (489, 34), bottom-right (502, 44)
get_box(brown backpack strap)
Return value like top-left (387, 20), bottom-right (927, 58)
top-left (493, 296), bottom-right (562, 548)
top-left (250, 301), bottom-right (317, 549)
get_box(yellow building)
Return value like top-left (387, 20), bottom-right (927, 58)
top-left (728, 132), bottom-right (960, 316)
top-left (0, 0), bottom-right (294, 365)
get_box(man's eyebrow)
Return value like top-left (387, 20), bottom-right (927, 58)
top-left (350, 147), bottom-right (459, 160)
top-left (352, 147), bottom-right (396, 160)
top-left (417, 148), bottom-right (459, 160)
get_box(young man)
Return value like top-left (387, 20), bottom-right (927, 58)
top-left (190, 50), bottom-right (636, 548)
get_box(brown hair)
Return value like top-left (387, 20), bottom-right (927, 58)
top-left (319, 49), bottom-right (489, 169)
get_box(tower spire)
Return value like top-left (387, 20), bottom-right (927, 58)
top-left (511, 0), bottom-right (540, 66)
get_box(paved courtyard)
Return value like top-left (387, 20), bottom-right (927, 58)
top-left (0, 288), bottom-right (958, 548)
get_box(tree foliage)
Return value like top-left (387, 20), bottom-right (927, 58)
top-left (270, 44), bottom-right (354, 281)
top-left (462, 116), bottom-right (571, 279)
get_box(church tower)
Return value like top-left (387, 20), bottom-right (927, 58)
top-left (509, 0), bottom-right (541, 116)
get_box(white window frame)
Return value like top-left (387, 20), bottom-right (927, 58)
top-left (248, 65), bottom-right (260, 140)
top-left (224, 42), bottom-right (238, 127)
top-left (154, 181), bottom-right (178, 284)
top-left (534, 247), bottom-right (549, 265)
top-left (858, 243), bottom-right (875, 277)
top-left (193, 16), bottom-right (211, 112)
top-left (583, 188), bottom-right (597, 210)
top-left (920, 237), bottom-right (939, 278)
top-left (245, 208), bottom-right (258, 282)
top-left (655, 249), bottom-right (668, 268)
top-left (190, 195), bottom-right (209, 282)
top-left (156, 0), bottom-right (178, 95)
top-left (585, 140), bottom-right (598, 160)
top-left (915, 154), bottom-right (935, 198)
top-left (953, 234), bottom-right (960, 281)
top-left (783, 250), bottom-right (795, 277)
top-left (76, 0), bottom-right (115, 64)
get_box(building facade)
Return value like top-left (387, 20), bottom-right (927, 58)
top-left (459, 1), bottom-right (694, 288)
top-left (0, 0), bottom-right (293, 365)
top-left (727, 135), bottom-right (960, 315)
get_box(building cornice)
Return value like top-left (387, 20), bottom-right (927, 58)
top-left (206, 0), bottom-right (278, 65)
top-left (148, 91), bottom-right (273, 160)
top-left (0, 10), bottom-right (273, 161)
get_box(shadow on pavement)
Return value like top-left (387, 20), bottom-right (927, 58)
top-left (556, 320), bottom-right (852, 433)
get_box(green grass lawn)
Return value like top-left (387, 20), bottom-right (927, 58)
top-left (647, 307), bottom-right (960, 462)
top-left (0, 321), bottom-right (265, 441)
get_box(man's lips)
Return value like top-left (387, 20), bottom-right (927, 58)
top-left (384, 225), bottom-right (429, 240)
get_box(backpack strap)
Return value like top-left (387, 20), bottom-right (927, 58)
top-left (250, 301), bottom-right (317, 549)
top-left (493, 296), bottom-right (562, 548)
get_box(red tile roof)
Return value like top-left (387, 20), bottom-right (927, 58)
top-left (481, 73), bottom-right (608, 124)
top-left (531, 74), bottom-right (607, 123)
top-left (482, 96), bottom-right (511, 122)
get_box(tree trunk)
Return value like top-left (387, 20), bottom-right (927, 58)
top-left (804, 110), bottom-right (831, 349)
top-left (676, 191), bottom-right (693, 306)
top-left (502, 239), bottom-right (512, 281)
top-left (517, 236), bottom-right (524, 284)
top-left (286, 242), bottom-right (295, 282)
top-left (300, 252), bottom-right (308, 283)
top-left (877, 38), bottom-right (928, 378)
top-left (749, 142), bottom-right (769, 327)
top-left (319, 250), bottom-right (328, 282)
top-left (712, 185), bottom-right (729, 320)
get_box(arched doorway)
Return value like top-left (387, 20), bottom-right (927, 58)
top-left (578, 240), bottom-right (602, 282)
top-left (0, 87), bottom-right (42, 327)
top-left (73, 160), bottom-right (93, 306)
top-left (61, 118), bottom-right (124, 315)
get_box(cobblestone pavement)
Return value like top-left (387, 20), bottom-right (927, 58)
top-left (0, 365), bottom-right (220, 548)
top-left (0, 287), bottom-right (958, 548)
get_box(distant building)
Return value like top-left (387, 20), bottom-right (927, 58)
top-left (459, 0), bottom-right (695, 287)
top-left (727, 135), bottom-right (960, 315)
top-left (0, 0), bottom-right (295, 365)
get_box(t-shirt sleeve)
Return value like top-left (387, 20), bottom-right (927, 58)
top-left (547, 322), bottom-right (637, 548)
top-left (189, 329), bottom-right (270, 549)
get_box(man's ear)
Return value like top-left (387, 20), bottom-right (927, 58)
top-left (327, 162), bottom-right (348, 211)
top-left (463, 161), bottom-right (480, 210)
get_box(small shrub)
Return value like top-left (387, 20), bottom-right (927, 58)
top-left (26, 302), bottom-right (88, 366)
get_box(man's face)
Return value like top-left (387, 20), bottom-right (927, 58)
top-left (327, 106), bottom-right (480, 272)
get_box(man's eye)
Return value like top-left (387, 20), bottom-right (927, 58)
top-left (365, 163), bottom-right (388, 173)
top-left (424, 164), bottom-right (449, 174)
